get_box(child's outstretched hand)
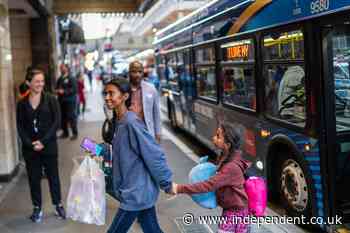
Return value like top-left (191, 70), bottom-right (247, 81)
top-left (165, 182), bottom-right (178, 201)
top-left (172, 182), bottom-right (178, 195)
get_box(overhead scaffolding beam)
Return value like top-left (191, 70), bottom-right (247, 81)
top-left (53, 0), bottom-right (140, 14)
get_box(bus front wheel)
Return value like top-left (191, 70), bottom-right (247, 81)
top-left (278, 156), bottom-right (313, 220)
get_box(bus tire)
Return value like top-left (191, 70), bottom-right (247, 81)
top-left (278, 154), bottom-right (314, 223)
top-left (169, 105), bottom-right (178, 129)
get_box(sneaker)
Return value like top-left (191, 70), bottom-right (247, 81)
top-left (55, 204), bottom-right (66, 220)
top-left (41, 168), bottom-right (47, 179)
top-left (59, 134), bottom-right (69, 139)
top-left (30, 207), bottom-right (43, 223)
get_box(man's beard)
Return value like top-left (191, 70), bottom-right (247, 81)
top-left (130, 78), bottom-right (140, 86)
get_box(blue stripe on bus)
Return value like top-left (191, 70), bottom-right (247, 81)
top-left (313, 179), bottom-right (322, 185)
top-left (317, 201), bottom-right (324, 209)
top-left (318, 210), bottom-right (325, 217)
top-left (307, 161), bottom-right (321, 166)
top-left (304, 156), bottom-right (320, 162)
top-left (305, 155), bottom-right (320, 159)
top-left (316, 193), bottom-right (323, 199)
top-left (309, 169), bottom-right (321, 173)
top-left (309, 165), bottom-right (321, 172)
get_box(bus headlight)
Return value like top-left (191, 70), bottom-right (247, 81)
top-left (256, 160), bottom-right (264, 170)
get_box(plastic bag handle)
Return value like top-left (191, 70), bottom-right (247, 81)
top-left (72, 156), bottom-right (85, 167)
top-left (71, 156), bottom-right (87, 176)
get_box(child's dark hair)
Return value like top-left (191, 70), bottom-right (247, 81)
top-left (219, 123), bottom-right (243, 163)
top-left (105, 78), bottom-right (131, 108)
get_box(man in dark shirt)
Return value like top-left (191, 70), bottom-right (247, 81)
top-left (56, 64), bottom-right (78, 140)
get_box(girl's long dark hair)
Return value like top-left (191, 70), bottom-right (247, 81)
top-left (104, 78), bottom-right (131, 108)
top-left (219, 123), bottom-right (243, 165)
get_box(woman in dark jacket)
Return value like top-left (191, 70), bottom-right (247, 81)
top-left (16, 68), bottom-right (66, 223)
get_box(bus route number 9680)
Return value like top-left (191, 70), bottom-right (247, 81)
top-left (310, 0), bottom-right (330, 14)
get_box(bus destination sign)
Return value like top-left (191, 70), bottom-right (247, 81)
top-left (226, 44), bottom-right (249, 60)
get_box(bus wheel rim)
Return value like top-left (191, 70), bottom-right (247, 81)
top-left (280, 159), bottom-right (308, 212)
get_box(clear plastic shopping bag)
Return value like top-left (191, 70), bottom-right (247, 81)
top-left (67, 156), bottom-right (106, 225)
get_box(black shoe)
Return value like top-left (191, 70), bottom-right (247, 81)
top-left (59, 134), bottom-right (69, 139)
top-left (55, 204), bottom-right (66, 220)
top-left (29, 207), bottom-right (43, 223)
top-left (41, 168), bottom-right (47, 179)
top-left (70, 135), bottom-right (78, 140)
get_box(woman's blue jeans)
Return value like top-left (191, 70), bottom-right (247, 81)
top-left (106, 206), bottom-right (163, 233)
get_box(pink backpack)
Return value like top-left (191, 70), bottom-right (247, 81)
top-left (244, 176), bottom-right (267, 216)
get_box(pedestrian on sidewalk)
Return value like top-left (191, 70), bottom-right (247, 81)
top-left (56, 64), bottom-right (78, 140)
top-left (173, 124), bottom-right (251, 233)
top-left (103, 78), bottom-right (173, 233)
top-left (16, 68), bottom-right (66, 223)
top-left (77, 72), bottom-right (86, 118)
top-left (128, 61), bottom-right (161, 143)
top-left (18, 67), bottom-right (32, 100)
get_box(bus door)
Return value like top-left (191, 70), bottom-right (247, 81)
top-left (156, 54), bottom-right (169, 114)
top-left (167, 52), bottom-right (185, 128)
top-left (322, 20), bottom-right (350, 224)
top-left (192, 45), bottom-right (218, 145)
top-left (177, 49), bottom-right (195, 132)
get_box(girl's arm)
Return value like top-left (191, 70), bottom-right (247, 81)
top-left (177, 163), bottom-right (241, 194)
top-left (127, 121), bottom-right (173, 193)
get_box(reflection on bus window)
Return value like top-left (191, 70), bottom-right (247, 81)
top-left (166, 53), bottom-right (181, 92)
top-left (195, 47), bottom-right (215, 64)
top-left (332, 27), bottom-right (350, 132)
top-left (264, 30), bottom-right (304, 61)
top-left (222, 66), bottom-right (256, 110)
top-left (167, 54), bottom-right (177, 83)
top-left (156, 55), bottom-right (167, 87)
top-left (177, 50), bottom-right (195, 98)
top-left (196, 66), bottom-right (217, 99)
top-left (264, 65), bottom-right (306, 126)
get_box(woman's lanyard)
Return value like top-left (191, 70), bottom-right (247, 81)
top-left (33, 117), bottom-right (38, 134)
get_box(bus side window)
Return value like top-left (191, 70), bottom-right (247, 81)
top-left (220, 39), bottom-right (256, 110)
top-left (195, 46), bottom-right (217, 100)
top-left (263, 30), bottom-right (306, 127)
top-left (222, 66), bottom-right (256, 110)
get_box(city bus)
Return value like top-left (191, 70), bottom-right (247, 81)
top-left (153, 0), bottom-right (350, 232)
